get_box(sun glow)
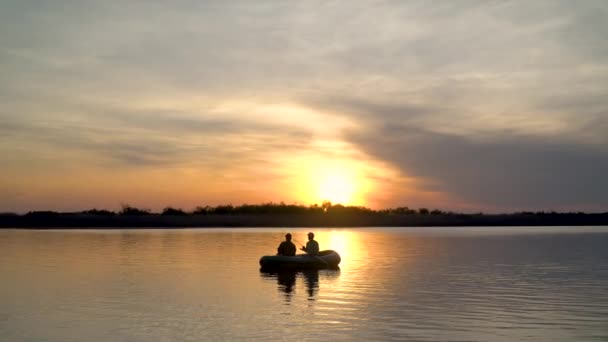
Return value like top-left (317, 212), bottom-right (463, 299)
top-left (292, 158), bottom-right (372, 206)
top-left (279, 141), bottom-right (394, 208)
top-left (316, 168), bottom-right (357, 205)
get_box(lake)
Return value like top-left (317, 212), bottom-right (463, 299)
top-left (1, 227), bottom-right (607, 341)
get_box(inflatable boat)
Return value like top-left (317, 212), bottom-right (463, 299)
top-left (259, 250), bottom-right (341, 270)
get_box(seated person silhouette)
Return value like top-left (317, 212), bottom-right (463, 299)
top-left (300, 232), bottom-right (319, 256)
top-left (277, 233), bottom-right (296, 256)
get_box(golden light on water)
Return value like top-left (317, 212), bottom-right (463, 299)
top-left (314, 230), bottom-right (366, 268)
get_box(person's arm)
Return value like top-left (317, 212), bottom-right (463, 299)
top-left (277, 242), bottom-right (284, 255)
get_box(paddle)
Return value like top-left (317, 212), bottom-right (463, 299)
top-left (295, 238), bottom-right (327, 265)
top-left (314, 255), bottom-right (328, 266)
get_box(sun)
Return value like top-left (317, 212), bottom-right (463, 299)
top-left (284, 150), bottom-right (375, 207)
top-left (317, 171), bottom-right (356, 205)
top-left (302, 160), bottom-right (370, 206)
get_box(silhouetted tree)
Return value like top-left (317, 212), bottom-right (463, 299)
top-left (384, 206), bottom-right (416, 215)
top-left (213, 204), bottom-right (234, 214)
top-left (25, 211), bottom-right (60, 217)
top-left (308, 204), bottom-right (324, 214)
top-left (82, 209), bottom-right (115, 216)
top-left (192, 206), bottom-right (211, 215)
top-left (327, 204), bottom-right (345, 214)
top-left (161, 207), bottom-right (187, 216)
top-left (119, 205), bottom-right (150, 216)
top-left (321, 200), bottom-right (332, 213)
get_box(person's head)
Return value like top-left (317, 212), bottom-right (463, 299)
top-left (307, 232), bottom-right (314, 240)
top-left (285, 233), bottom-right (292, 241)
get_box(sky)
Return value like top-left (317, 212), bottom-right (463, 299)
top-left (1, 0), bottom-right (607, 213)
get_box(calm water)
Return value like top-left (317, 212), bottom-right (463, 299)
top-left (1, 227), bottom-right (608, 341)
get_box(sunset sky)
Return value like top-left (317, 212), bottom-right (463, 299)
top-left (1, 1), bottom-right (607, 213)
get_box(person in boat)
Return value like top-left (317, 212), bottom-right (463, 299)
top-left (300, 232), bottom-right (319, 256)
top-left (277, 233), bottom-right (296, 256)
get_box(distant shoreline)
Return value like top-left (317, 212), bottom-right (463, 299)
top-left (2, 212), bottom-right (608, 228)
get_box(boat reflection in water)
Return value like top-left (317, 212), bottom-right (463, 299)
top-left (260, 268), bottom-right (340, 302)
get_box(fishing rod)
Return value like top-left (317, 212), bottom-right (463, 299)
top-left (292, 236), bottom-right (310, 253)
top-left (292, 238), bottom-right (305, 248)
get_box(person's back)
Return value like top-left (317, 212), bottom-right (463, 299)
top-left (277, 233), bottom-right (296, 256)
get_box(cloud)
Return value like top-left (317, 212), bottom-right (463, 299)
top-left (312, 96), bottom-right (608, 211)
top-left (1, 107), bottom-right (313, 169)
top-left (1, 1), bottom-right (607, 211)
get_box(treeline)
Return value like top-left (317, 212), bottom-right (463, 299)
top-left (1, 201), bottom-right (607, 217)
top-left (1, 202), bottom-right (607, 228)
top-left (14, 202), bottom-right (368, 217)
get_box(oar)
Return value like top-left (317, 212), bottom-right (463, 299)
top-left (314, 255), bottom-right (329, 266)
top-left (296, 239), bottom-right (327, 265)
top-left (294, 238), bottom-right (327, 265)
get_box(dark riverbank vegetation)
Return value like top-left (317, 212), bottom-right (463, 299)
top-left (1, 202), bottom-right (608, 228)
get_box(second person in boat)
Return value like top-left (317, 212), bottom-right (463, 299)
top-left (300, 232), bottom-right (319, 256)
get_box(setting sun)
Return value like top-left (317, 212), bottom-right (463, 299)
top-left (317, 170), bottom-right (356, 205)
top-left (300, 159), bottom-right (374, 206)
top-left (283, 145), bottom-right (385, 206)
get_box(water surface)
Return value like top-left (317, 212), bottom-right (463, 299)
top-left (1, 227), bottom-right (607, 341)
